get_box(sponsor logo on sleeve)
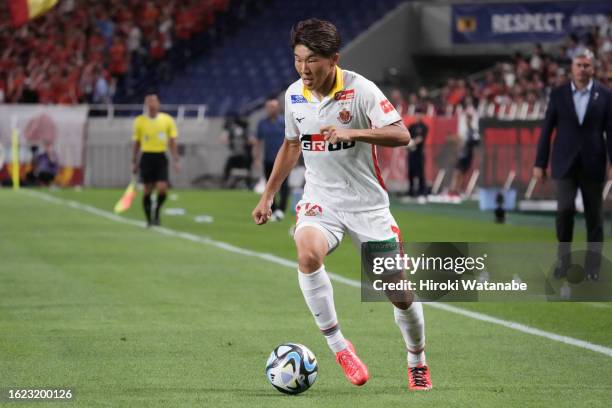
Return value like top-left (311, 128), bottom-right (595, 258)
top-left (380, 99), bottom-right (395, 114)
top-left (291, 95), bottom-right (308, 104)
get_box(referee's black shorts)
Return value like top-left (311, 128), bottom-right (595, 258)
top-left (139, 152), bottom-right (169, 184)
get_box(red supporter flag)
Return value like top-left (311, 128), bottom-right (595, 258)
top-left (8, 0), bottom-right (58, 27)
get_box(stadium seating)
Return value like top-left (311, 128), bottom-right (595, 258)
top-left (0, 0), bottom-right (232, 105)
top-left (2, 0), bottom-right (609, 120)
top-left (406, 29), bottom-right (611, 120)
top-left (0, 0), bottom-right (404, 115)
top-left (157, 0), bottom-right (405, 115)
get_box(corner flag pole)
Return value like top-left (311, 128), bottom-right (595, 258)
top-left (10, 115), bottom-right (19, 190)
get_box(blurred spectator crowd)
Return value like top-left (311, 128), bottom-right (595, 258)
top-left (0, 0), bottom-right (610, 121)
top-left (0, 0), bottom-right (228, 104)
top-left (391, 19), bottom-right (612, 120)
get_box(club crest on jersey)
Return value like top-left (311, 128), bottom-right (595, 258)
top-left (337, 109), bottom-right (352, 124)
top-left (291, 95), bottom-right (308, 104)
top-left (300, 134), bottom-right (356, 152)
top-left (334, 89), bottom-right (355, 101)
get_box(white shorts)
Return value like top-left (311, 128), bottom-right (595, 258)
top-left (294, 200), bottom-right (402, 253)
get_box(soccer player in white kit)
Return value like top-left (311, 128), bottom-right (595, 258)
top-left (252, 18), bottom-right (432, 390)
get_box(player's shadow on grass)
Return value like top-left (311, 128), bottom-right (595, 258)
top-left (245, 385), bottom-right (416, 398)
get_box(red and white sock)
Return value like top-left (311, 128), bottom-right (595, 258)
top-left (394, 303), bottom-right (426, 367)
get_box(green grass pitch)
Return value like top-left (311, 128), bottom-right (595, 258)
top-left (0, 188), bottom-right (611, 407)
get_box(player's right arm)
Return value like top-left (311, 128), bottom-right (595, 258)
top-left (131, 117), bottom-right (141, 174)
top-left (252, 138), bottom-right (301, 225)
top-left (131, 142), bottom-right (140, 174)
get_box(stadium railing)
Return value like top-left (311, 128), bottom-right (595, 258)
top-left (88, 104), bottom-right (208, 121)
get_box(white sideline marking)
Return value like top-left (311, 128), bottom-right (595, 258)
top-left (430, 303), bottom-right (612, 357)
top-left (22, 190), bottom-right (612, 358)
top-left (584, 302), bottom-right (611, 309)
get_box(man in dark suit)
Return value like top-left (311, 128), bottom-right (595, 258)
top-left (534, 50), bottom-right (612, 281)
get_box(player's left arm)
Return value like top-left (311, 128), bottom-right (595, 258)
top-left (321, 120), bottom-right (410, 147)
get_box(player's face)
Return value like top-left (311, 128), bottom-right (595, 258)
top-left (145, 95), bottom-right (160, 115)
top-left (294, 45), bottom-right (338, 92)
top-left (571, 56), bottom-right (594, 84)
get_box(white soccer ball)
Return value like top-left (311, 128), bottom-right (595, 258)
top-left (265, 343), bottom-right (318, 395)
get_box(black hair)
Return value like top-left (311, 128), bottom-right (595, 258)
top-left (290, 18), bottom-right (341, 57)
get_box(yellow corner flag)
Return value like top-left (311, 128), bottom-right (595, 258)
top-left (114, 177), bottom-right (138, 214)
top-left (9, 0), bottom-right (58, 27)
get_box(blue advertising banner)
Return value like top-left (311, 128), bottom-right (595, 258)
top-left (452, 1), bottom-right (612, 44)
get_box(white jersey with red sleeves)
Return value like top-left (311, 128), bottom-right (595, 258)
top-left (284, 67), bottom-right (402, 212)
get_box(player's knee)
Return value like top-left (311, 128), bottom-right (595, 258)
top-left (297, 250), bottom-right (323, 273)
top-left (297, 248), bottom-right (325, 273)
top-left (295, 230), bottom-right (328, 273)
